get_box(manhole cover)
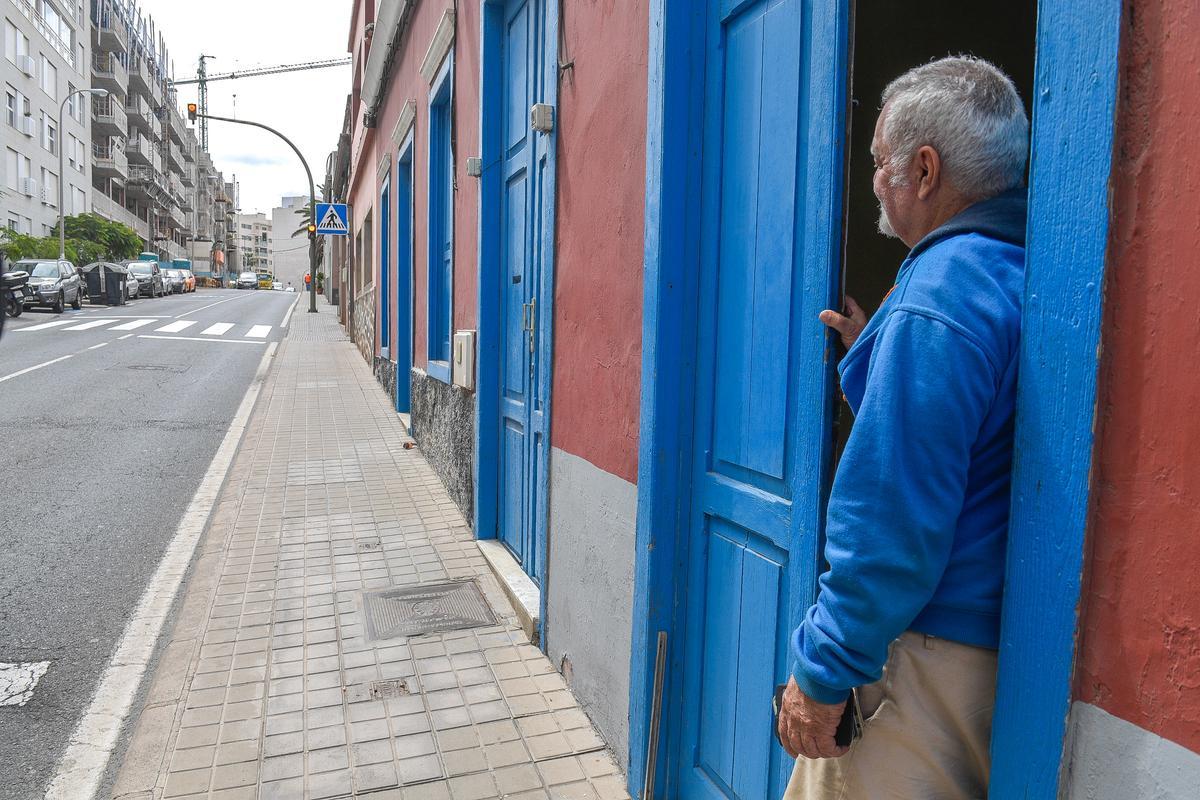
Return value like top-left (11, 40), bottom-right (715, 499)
top-left (362, 581), bottom-right (496, 641)
top-left (369, 679), bottom-right (410, 699)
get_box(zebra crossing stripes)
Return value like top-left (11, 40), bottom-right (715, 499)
top-left (63, 319), bottom-right (117, 331)
top-left (155, 320), bottom-right (198, 334)
top-left (16, 319), bottom-right (80, 332)
top-left (245, 325), bottom-right (271, 339)
top-left (109, 318), bottom-right (157, 331)
top-left (200, 323), bottom-right (235, 336)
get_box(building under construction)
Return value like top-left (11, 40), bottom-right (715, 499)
top-left (89, 0), bottom-right (229, 275)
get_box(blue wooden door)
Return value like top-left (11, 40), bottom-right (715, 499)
top-left (674, 0), bottom-right (846, 797)
top-left (496, 0), bottom-right (551, 581)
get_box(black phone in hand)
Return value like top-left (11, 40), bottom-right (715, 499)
top-left (772, 684), bottom-right (863, 750)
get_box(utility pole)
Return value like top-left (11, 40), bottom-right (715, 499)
top-left (189, 105), bottom-right (319, 313)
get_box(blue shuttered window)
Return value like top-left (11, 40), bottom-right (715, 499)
top-left (426, 54), bottom-right (454, 382)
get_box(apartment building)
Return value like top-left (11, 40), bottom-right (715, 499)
top-left (235, 210), bottom-right (270, 274)
top-left (2, 0), bottom-right (91, 237)
top-left (89, 0), bottom-right (224, 265)
top-left (269, 195), bottom-right (309, 290)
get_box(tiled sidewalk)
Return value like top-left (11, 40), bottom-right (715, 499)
top-left (111, 307), bottom-right (630, 800)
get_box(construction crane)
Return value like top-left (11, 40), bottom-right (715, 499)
top-left (171, 56), bottom-right (351, 150)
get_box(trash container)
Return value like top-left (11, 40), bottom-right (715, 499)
top-left (82, 262), bottom-right (129, 305)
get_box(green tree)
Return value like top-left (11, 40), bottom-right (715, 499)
top-left (1, 214), bottom-right (143, 266)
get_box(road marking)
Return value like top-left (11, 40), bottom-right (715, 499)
top-left (63, 319), bottom-right (117, 331)
top-left (155, 320), bottom-right (197, 333)
top-left (246, 325), bottom-right (271, 338)
top-left (109, 318), bottom-right (157, 331)
top-left (14, 319), bottom-right (77, 332)
top-left (118, 334), bottom-right (133, 340)
top-left (44, 341), bottom-right (279, 800)
top-left (136, 334), bottom-right (267, 345)
top-left (0, 661), bottom-right (51, 707)
top-left (200, 322), bottom-right (234, 336)
top-left (0, 354), bottom-right (74, 384)
top-left (177, 294), bottom-right (243, 318)
top-left (281, 294), bottom-right (300, 328)
top-left (88, 342), bottom-right (109, 351)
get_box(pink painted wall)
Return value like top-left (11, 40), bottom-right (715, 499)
top-left (348, 2), bottom-right (481, 368)
top-left (549, 0), bottom-right (648, 485)
top-left (1075, 0), bottom-right (1200, 754)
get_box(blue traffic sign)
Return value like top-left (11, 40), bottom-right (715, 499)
top-left (315, 202), bottom-right (349, 235)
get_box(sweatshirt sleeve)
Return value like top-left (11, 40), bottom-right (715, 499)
top-left (791, 308), bottom-right (998, 703)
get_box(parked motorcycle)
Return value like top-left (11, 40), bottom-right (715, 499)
top-left (3, 269), bottom-right (33, 322)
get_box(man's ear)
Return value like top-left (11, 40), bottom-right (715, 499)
top-left (914, 145), bottom-right (942, 200)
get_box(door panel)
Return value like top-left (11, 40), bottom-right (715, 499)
top-left (676, 0), bottom-right (838, 797)
top-left (495, 0), bottom-right (551, 580)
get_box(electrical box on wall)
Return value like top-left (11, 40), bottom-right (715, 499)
top-left (453, 330), bottom-right (476, 391)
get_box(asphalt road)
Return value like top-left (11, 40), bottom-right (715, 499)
top-left (0, 287), bottom-right (298, 800)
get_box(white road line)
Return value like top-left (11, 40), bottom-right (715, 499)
top-left (0, 661), bottom-right (51, 707)
top-left (280, 294), bottom-right (300, 328)
top-left (200, 322), bottom-right (234, 336)
top-left (118, 334), bottom-right (133, 340)
top-left (155, 320), bottom-right (197, 333)
top-left (136, 334), bottom-right (267, 345)
top-left (0, 354), bottom-right (74, 384)
top-left (177, 294), bottom-right (243, 318)
top-left (44, 341), bottom-right (279, 800)
top-left (62, 319), bottom-right (116, 331)
top-left (246, 325), bottom-right (271, 339)
top-left (88, 342), bottom-right (109, 351)
top-left (14, 319), bottom-right (77, 332)
top-left (109, 318), bottom-right (157, 331)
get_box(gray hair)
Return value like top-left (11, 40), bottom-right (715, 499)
top-left (881, 56), bottom-right (1029, 201)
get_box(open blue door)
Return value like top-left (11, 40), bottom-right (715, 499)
top-left (671, 0), bottom-right (849, 797)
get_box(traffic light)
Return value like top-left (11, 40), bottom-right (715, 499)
top-left (307, 223), bottom-right (316, 234)
top-left (187, 103), bottom-right (197, 121)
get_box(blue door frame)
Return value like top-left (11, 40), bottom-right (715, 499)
top-left (628, 0), bottom-right (1121, 797)
top-left (395, 132), bottom-right (414, 415)
top-left (380, 175), bottom-right (391, 355)
top-left (475, 0), bottom-right (560, 627)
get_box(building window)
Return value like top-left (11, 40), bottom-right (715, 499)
top-left (40, 55), bottom-right (56, 100)
top-left (426, 52), bottom-right (454, 377)
top-left (41, 112), bottom-right (56, 154)
top-left (41, 167), bottom-right (57, 207)
top-left (72, 185), bottom-right (84, 214)
top-left (4, 21), bottom-right (28, 64)
top-left (5, 147), bottom-right (17, 190)
top-left (5, 86), bottom-right (15, 127)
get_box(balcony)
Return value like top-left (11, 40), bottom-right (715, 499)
top-left (92, 142), bottom-right (128, 179)
top-left (167, 142), bottom-right (185, 171)
top-left (128, 57), bottom-right (154, 97)
top-left (168, 110), bottom-right (186, 146)
top-left (181, 165), bottom-right (196, 187)
top-left (92, 97), bottom-right (127, 137)
top-left (125, 95), bottom-right (153, 129)
top-left (126, 136), bottom-right (152, 165)
top-left (168, 173), bottom-right (184, 199)
top-left (91, 53), bottom-right (128, 96)
top-left (127, 164), bottom-right (169, 205)
top-left (14, 0), bottom-right (75, 68)
top-left (178, 189), bottom-right (195, 212)
top-left (93, 11), bottom-right (129, 54)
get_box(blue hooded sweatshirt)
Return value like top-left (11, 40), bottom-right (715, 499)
top-left (791, 189), bottom-right (1027, 704)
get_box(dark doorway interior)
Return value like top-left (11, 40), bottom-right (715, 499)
top-left (834, 0), bottom-right (1038, 455)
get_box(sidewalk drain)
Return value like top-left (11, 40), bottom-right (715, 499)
top-left (356, 537), bottom-right (382, 553)
top-left (362, 580), bottom-right (496, 642)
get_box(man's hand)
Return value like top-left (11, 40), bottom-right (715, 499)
top-left (777, 676), bottom-right (849, 760)
top-left (819, 296), bottom-right (868, 350)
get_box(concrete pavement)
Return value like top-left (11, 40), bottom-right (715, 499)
top-left (108, 306), bottom-right (630, 799)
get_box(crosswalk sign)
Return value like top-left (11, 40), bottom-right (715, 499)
top-left (315, 203), bottom-right (349, 235)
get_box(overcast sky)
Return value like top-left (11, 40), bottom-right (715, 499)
top-left (137, 0), bottom-right (352, 215)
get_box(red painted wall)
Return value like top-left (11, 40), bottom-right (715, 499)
top-left (549, 0), bottom-right (648, 484)
top-left (348, 1), bottom-right (481, 367)
top-left (1075, 0), bottom-right (1200, 753)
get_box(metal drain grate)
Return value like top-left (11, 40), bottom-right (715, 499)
top-left (356, 537), bottom-right (382, 553)
top-left (362, 580), bottom-right (496, 641)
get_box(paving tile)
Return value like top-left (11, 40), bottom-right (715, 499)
top-left (309, 767), bottom-right (354, 799)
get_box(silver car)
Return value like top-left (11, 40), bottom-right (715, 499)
top-left (14, 259), bottom-right (84, 313)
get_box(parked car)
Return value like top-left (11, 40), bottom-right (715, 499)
top-left (182, 269), bottom-right (196, 292)
top-left (162, 269), bottom-right (185, 294)
top-left (125, 261), bottom-right (164, 297)
top-left (237, 271), bottom-right (258, 290)
top-left (272, 281), bottom-right (282, 291)
top-left (125, 270), bottom-right (141, 300)
top-left (14, 259), bottom-right (83, 313)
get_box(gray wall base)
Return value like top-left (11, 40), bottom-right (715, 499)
top-left (410, 367), bottom-right (475, 521)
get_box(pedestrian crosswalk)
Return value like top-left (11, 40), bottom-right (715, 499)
top-left (15, 317), bottom-right (274, 340)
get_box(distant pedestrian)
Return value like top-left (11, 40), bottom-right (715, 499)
top-left (777, 56), bottom-right (1030, 799)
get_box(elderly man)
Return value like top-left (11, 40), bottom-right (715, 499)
top-left (778, 56), bottom-right (1029, 799)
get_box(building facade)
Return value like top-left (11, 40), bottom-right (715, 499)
top-left (269, 195), bottom-right (309, 290)
top-left (234, 210), bottom-right (270, 275)
top-left (2, 0), bottom-right (92, 236)
top-left (334, 1), bottom-right (1200, 798)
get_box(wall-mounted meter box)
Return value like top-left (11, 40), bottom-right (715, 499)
top-left (453, 330), bottom-right (476, 391)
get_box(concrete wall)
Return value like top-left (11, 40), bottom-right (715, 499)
top-left (1065, 703), bottom-right (1200, 799)
top-left (546, 448), bottom-right (637, 768)
top-left (270, 204), bottom-right (310, 291)
top-left (1070, 0), bottom-right (1200, 789)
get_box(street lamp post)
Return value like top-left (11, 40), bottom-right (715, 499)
top-left (59, 88), bottom-right (109, 260)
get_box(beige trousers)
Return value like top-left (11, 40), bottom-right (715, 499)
top-left (783, 631), bottom-right (998, 800)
